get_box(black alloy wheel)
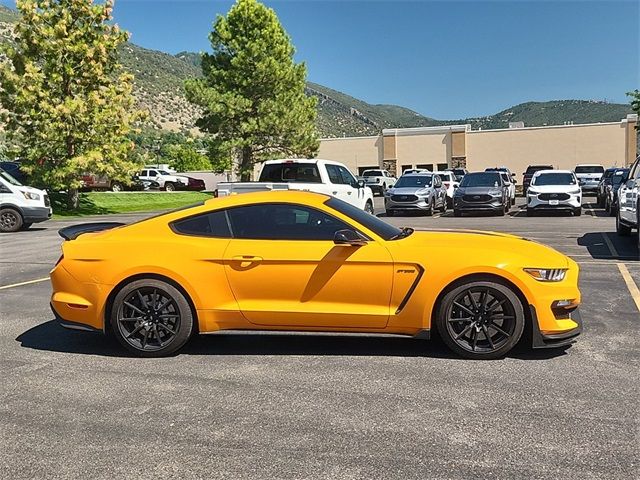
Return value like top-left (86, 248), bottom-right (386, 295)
top-left (111, 279), bottom-right (193, 357)
top-left (0, 208), bottom-right (23, 233)
top-left (436, 281), bottom-right (524, 359)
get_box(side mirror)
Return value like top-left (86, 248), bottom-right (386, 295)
top-left (626, 179), bottom-right (635, 189)
top-left (358, 179), bottom-right (366, 189)
top-left (334, 229), bottom-right (367, 247)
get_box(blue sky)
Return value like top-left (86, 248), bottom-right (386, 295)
top-left (1, 0), bottom-right (638, 119)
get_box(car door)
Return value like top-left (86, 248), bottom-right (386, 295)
top-left (619, 159), bottom-right (640, 224)
top-left (223, 202), bottom-right (394, 328)
top-left (325, 164), bottom-right (353, 204)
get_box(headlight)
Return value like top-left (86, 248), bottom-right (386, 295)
top-left (415, 188), bottom-right (430, 196)
top-left (527, 189), bottom-right (538, 195)
top-left (524, 268), bottom-right (567, 282)
top-left (454, 189), bottom-right (464, 197)
top-left (568, 189), bottom-right (581, 194)
top-left (489, 190), bottom-right (502, 197)
top-left (21, 191), bottom-right (40, 201)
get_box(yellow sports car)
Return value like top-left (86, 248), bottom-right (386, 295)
top-left (50, 191), bottom-right (582, 359)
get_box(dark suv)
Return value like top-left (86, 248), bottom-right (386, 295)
top-left (523, 165), bottom-right (553, 195)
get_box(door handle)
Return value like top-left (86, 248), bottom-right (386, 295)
top-left (232, 255), bottom-right (263, 261)
top-left (347, 191), bottom-right (352, 195)
top-left (332, 191), bottom-right (338, 195)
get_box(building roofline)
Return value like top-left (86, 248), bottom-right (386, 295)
top-left (466, 120), bottom-right (626, 134)
top-left (319, 135), bottom-right (380, 141)
top-left (382, 124), bottom-right (471, 136)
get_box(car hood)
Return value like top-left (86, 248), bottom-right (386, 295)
top-left (390, 230), bottom-right (570, 268)
top-left (456, 187), bottom-right (500, 195)
top-left (528, 184), bottom-right (578, 193)
top-left (388, 187), bottom-right (431, 195)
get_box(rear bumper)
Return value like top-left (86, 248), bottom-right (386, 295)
top-left (530, 305), bottom-right (582, 349)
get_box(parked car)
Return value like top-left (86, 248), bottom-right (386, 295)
top-left (574, 164), bottom-right (605, 195)
top-left (384, 172), bottom-right (447, 216)
top-left (403, 168), bottom-right (430, 175)
top-left (358, 169), bottom-right (396, 195)
top-left (216, 159), bottom-right (375, 212)
top-left (596, 167), bottom-right (622, 207)
top-left (447, 168), bottom-right (468, 182)
top-left (523, 165), bottom-right (554, 195)
top-left (452, 171), bottom-right (509, 216)
top-left (0, 161), bottom-right (28, 184)
top-left (486, 168), bottom-right (517, 206)
top-left (50, 190), bottom-right (582, 359)
top-left (138, 168), bottom-right (190, 191)
top-left (616, 156), bottom-right (640, 242)
top-left (0, 166), bottom-right (52, 232)
top-left (433, 171), bottom-right (459, 207)
top-left (81, 173), bottom-right (161, 192)
top-left (526, 170), bottom-right (582, 217)
top-left (604, 168), bottom-right (629, 216)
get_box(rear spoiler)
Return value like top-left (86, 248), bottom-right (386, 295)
top-left (58, 222), bottom-right (125, 241)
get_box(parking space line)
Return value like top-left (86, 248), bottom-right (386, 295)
top-left (617, 264), bottom-right (640, 313)
top-left (0, 277), bottom-right (50, 291)
top-left (601, 233), bottom-right (619, 258)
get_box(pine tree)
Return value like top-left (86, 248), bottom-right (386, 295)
top-left (185, 0), bottom-right (319, 180)
top-left (0, 0), bottom-right (146, 208)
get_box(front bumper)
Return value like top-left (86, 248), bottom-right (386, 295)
top-left (453, 197), bottom-right (503, 211)
top-left (385, 196), bottom-right (432, 211)
top-left (530, 305), bottom-right (582, 348)
top-left (527, 194), bottom-right (581, 211)
top-left (22, 206), bottom-right (52, 223)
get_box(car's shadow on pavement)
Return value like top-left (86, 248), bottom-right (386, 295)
top-left (577, 232), bottom-right (638, 260)
top-left (16, 320), bottom-right (571, 360)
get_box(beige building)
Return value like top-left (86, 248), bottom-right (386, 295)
top-left (318, 114), bottom-right (638, 178)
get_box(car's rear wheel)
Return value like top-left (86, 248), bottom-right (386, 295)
top-left (111, 279), bottom-right (194, 357)
top-left (0, 208), bottom-right (23, 233)
top-left (436, 281), bottom-right (525, 359)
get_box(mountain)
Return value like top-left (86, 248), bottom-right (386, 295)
top-left (0, 5), bottom-right (634, 138)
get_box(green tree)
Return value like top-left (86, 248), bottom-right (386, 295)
top-left (628, 90), bottom-right (640, 123)
top-left (160, 143), bottom-right (211, 172)
top-left (0, 0), bottom-right (146, 208)
top-left (185, 0), bottom-right (319, 180)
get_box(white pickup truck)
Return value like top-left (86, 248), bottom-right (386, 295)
top-left (216, 159), bottom-right (375, 213)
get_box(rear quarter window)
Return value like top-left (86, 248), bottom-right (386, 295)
top-left (171, 210), bottom-right (231, 238)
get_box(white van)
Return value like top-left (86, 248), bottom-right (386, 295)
top-left (0, 167), bottom-right (52, 232)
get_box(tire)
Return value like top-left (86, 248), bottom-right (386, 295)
top-left (0, 208), bottom-right (23, 233)
top-left (110, 279), bottom-right (194, 357)
top-left (453, 209), bottom-right (462, 217)
top-left (439, 198), bottom-right (447, 213)
top-left (616, 213), bottom-right (631, 236)
top-left (385, 209), bottom-right (394, 217)
top-left (424, 200), bottom-right (434, 216)
top-left (364, 201), bottom-right (374, 215)
top-left (164, 182), bottom-right (175, 192)
top-left (597, 195), bottom-right (604, 208)
top-left (573, 207), bottom-right (582, 217)
top-left (496, 204), bottom-right (506, 216)
top-left (526, 208), bottom-right (534, 217)
top-left (111, 182), bottom-right (123, 192)
top-left (436, 280), bottom-right (525, 359)
top-left (21, 222), bottom-right (33, 230)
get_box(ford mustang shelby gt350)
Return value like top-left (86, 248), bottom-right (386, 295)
top-left (50, 191), bottom-right (581, 359)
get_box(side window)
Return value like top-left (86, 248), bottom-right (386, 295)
top-left (140, 170), bottom-right (147, 176)
top-left (172, 210), bottom-right (231, 238)
top-left (149, 170), bottom-right (157, 177)
top-left (633, 159), bottom-right (640, 180)
top-left (434, 177), bottom-right (441, 187)
top-left (325, 165), bottom-right (342, 184)
top-left (337, 166), bottom-right (356, 186)
top-left (227, 203), bottom-right (351, 240)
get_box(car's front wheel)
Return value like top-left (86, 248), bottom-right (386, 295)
top-left (436, 280), bottom-right (525, 359)
top-left (364, 201), bottom-right (374, 215)
top-left (0, 208), bottom-right (23, 233)
top-left (111, 279), bottom-right (194, 357)
top-left (164, 182), bottom-right (176, 192)
top-left (616, 212), bottom-right (631, 236)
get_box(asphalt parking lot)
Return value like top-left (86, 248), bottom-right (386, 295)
top-left (0, 197), bottom-right (638, 479)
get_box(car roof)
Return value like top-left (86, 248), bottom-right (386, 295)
top-left (575, 164), bottom-right (604, 167)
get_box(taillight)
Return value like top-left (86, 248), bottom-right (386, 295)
top-left (443, 182), bottom-right (450, 188)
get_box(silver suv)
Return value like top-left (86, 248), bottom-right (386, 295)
top-left (384, 173), bottom-right (447, 216)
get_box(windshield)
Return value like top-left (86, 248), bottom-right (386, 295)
top-left (158, 170), bottom-right (173, 175)
top-left (575, 166), bottom-right (604, 174)
top-left (533, 173), bottom-right (576, 186)
top-left (325, 197), bottom-right (402, 241)
top-left (435, 173), bottom-right (452, 181)
top-left (500, 173), bottom-right (510, 183)
top-left (526, 166), bottom-right (553, 174)
top-left (395, 175), bottom-right (432, 188)
top-left (259, 163), bottom-right (322, 183)
top-left (0, 168), bottom-right (22, 186)
top-left (460, 172), bottom-right (502, 188)
top-left (612, 171), bottom-right (628, 185)
top-left (362, 170), bottom-right (382, 177)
